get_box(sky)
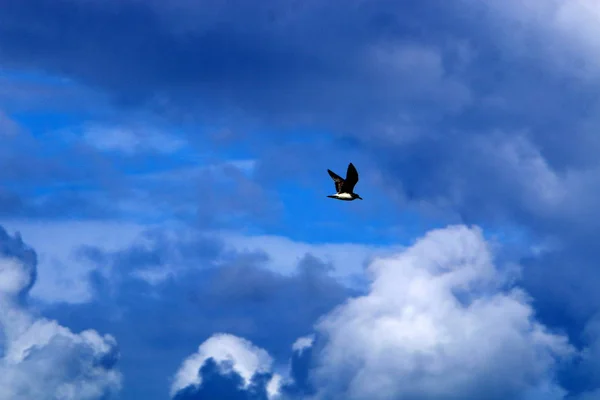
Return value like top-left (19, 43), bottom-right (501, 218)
top-left (1, 0), bottom-right (600, 399)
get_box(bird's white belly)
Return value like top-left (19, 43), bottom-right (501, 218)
top-left (336, 193), bottom-right (352, 199)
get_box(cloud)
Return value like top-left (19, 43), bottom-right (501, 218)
top-left (286, 336), bottom-right (317, 397)
top-left (165, 225), bottom-right (575, 400)
top-left (0, 221), bottom-right (147, 304)
top-left (291, 335), bottom-right (314, 355)
top-left (3, 1), bottom-right (600, 398)
top-left (82, 124), bottom-right (187, 155)
top-left (42, 224), bottom-right (354, 399)
top-left (171, 333), bottom-right (282, 399)
top-left (466, 0), bottom-right (600, 81)
top-left (2, 219), bottom-right (384, 304)
top-left (0, 0), bottom-right (471, 131)
top-left (306, 225), bottom-right (573, 399)
top-left (0, 225), bottom-right (121, 399)
top-left (218, 232), bottom-right (401, 287)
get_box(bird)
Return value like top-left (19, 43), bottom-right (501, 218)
top-left (326, 162), bottom-right (363, 201)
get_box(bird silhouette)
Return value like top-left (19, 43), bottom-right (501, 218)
top-left (326, 163), bottom-right (363, 201)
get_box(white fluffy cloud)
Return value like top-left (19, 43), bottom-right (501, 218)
top-left (169, 225), bottom-right (574, 400)
top-left (292, 335), bottom-right (315, 356)
top-left (0, 228), bottom-right (122, 400)
top-left (309, 225), bottom-right (573, 399)
top-left (171, 333), bottom-right (282, 399)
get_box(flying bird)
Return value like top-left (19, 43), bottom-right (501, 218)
top-left (327, 163), bottom-right (363, 201)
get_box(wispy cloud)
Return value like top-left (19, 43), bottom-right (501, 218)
top-left (82, 125), bottom-right (187, 155)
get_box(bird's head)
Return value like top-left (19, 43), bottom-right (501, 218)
top-left (353, 193), bottom-right (363, 200)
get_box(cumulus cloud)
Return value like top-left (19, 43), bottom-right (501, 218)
top-left (0, 226), bottom-right (122, 400)
top-left (309, 225), bottom-right (573, 399)
top-left (168, 225), bottom-right (574, 400)
top-left (306, 225), bottom-right (573, 399)
top-left (171, 333), bottom-right (282, 399)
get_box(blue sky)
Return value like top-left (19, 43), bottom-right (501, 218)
top-left (1, 1), bottom-right (600, 399)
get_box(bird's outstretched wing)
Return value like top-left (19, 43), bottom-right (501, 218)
top-left (342, 163), bottom-right (359, 192)
top-left (327, 169), bottom-right (345, 193)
